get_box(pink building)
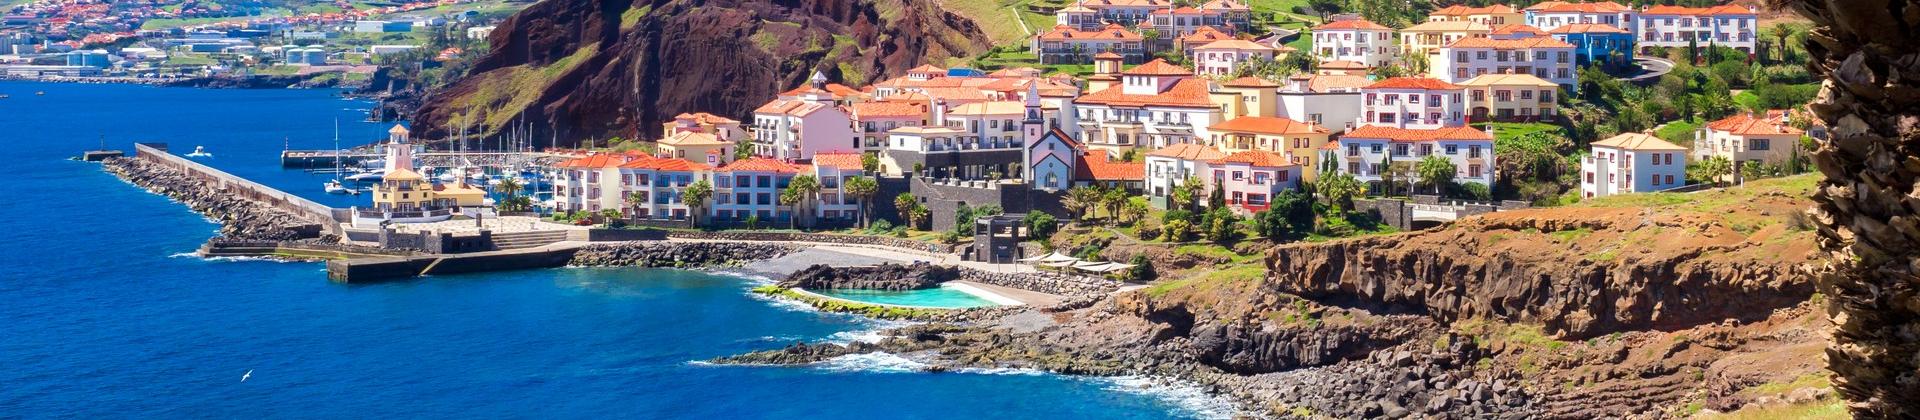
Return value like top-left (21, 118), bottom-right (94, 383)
top-left (1205, 150), bottom-right (1302, 213)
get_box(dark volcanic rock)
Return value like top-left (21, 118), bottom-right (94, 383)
top-left (409, 0), bottom-right (992, 145)
top-left (568, 241), bottom-right (800, 267)
top-left (780, 262), bottom-right (957, 291)
top-left (103, 157), bottom-right (324, 241)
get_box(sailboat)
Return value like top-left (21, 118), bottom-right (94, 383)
top-left (185, 145), bottom-right (213, 158)
top-left (323, 120), bottom-right (359, 195)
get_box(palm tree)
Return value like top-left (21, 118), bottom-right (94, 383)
top-left (788, 175), bottom-right (820, 229)
top-left (681, 178), bottom-right (713, 228)
top-left (1779, 1), bottom-right (1920, 414)
top-left (843, 176), bottom-right (879, 228)
top-left (894, 193), bottom-right (919, 229)
top-left (1063, 186), bottom-right (1102, 220)
top-left (495, 177), bottom-right (524, 212)
top-left (1769, 23), bottom-right (1794, 63)
top-left (905, 204), bottom-right (930, 230)
top-left (1171, 176), bottom-right (1202, 212)
top-left (1101, 187), bottom-right (1128, 224)
top-left (778, 188), bottom-right (802, 229)
top-left (1123, 196), bottom-right (1151, 225)
top-left (626, 191), bottom-right (648, 222)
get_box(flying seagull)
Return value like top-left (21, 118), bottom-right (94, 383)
top-left (241, 369), bottom-right (252, 382)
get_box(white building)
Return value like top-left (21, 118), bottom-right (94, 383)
top-left (1190, 39), bottom-right (1275, 76)
top-left (1431, 36), bottom-right (1577, 88)
top-left (1358, 77), bottom-right (1468, 130)
top-left (1334, 125), bottom-right (1496, 186)
top-left (1636, 5), bottom-right (1758, 56)
top-left (1310, 18), bottom-right (1396, 68)
top-left (1277, 74), bottom-right (1368, 132)
top-left (1581, 132), bottom-right (1688, 198)
top-left (1143, 143), bottom-right (1226, 208)
top-left (466, 26), bottom-right (496, 40)
top-left (750, 73), bottom-right (857, 160)
top-left (1071, 59), bottom-right (1222, 156)
top-left (1523, 1), bottom-right (1635, 32)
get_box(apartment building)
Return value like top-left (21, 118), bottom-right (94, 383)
top-left (1311, 18), bottom-right (1396, 68)
top-left (1580, 132), bottom-right (1688, 198)
top-left (1358, 77), bottom-right (1468, 130)
top-left (1431, 36), bottom-right (1577, 89)
top-left (1334, 125), bottom-right (1497, 186)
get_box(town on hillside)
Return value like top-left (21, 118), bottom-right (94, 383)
top-left (0, 0), bottom-right (522, 82)
top-left (484, 1), bottom-right (1821, 249)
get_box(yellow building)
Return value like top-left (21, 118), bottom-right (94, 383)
top-left (369, 125), bottom-right (487, 213)
top-left (1208, 76), bottom-right (1279, 121)
top-left (1458, 73), bottom-right (1560, 122)
top-left (657, 131), bottom-right (733, 166)
top-left (1205, 116), bottom-right (1332, 180)
top-left (1400, 20), bottom-right (1492, 59)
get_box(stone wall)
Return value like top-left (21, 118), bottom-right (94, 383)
top-left (568, 241), bottom-right (803, 267)
top-left (957, 269), bottom-right (1117, 298)
top-left (104, 155), bottom-right (325, 241)
top-left (664, 231), bottom-right (954, 254)
top-left (1355, 198), bottom-right (1410, 230)
top-left (911, 177), bottom-right (1033, 232)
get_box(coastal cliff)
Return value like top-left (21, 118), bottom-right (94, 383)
top-left (719, 176), bottom-right (1835, 417)
top-left (407, 0), bottom-right (992, 144)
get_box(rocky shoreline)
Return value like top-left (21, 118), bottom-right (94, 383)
top-left (780, 262), bottom-right (958, 291)
top-left (567, 241), bottom-right (803, 268)
top-left (103, 156), bottom-right (325, 243)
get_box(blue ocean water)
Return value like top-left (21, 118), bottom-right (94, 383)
top-left (0, 81), bottom-right (1222, 418)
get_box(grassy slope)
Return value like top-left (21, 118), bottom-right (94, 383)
top-left (940, 0), bottom-right (1052, 45)
top-left (448, 43), bottom-right (601, 132)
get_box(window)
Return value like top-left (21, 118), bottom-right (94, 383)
top-left (1750, 139), bottom-right (1771, 150)
top-left (1369, 144), bottom-right (1383, 154)
top-left (1446, 144), bottom-right (1458, 155)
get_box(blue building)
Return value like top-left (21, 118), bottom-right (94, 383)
top-left (1548, 23), bottom-right (1635, 69)
top-left (65, 49), bottom-right (111, 69)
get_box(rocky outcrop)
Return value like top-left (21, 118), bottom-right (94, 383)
top-left (103, 157), bottom-right (323, 242)
top-left (1204, 341), bottom-right (1535, 418)
top-left (408, 0), bottom-right (991, 145)
top-left (1266, 208), bottom-right (1817, 339)
top-left (781, 262), bottom-right (956, 290)
top-left (957, 270), bottom-right (1118, 298)
top-left (568, 241), bottom-right (800, 267)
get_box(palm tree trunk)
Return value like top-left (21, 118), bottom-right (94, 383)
top-left (1773, 0), bottom-right (1920, 416)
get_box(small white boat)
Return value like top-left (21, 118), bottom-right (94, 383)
top-left (324, 180), bottom-right (351, 194)
top-left (344, 169), bottom-right (385, 182)
top-left (437, 172), bottom-right (459, 182)
top-left (184, 146), bottom-right (213, 158)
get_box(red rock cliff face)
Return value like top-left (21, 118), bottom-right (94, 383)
top-left (410, 0), bottom-right (991, 145)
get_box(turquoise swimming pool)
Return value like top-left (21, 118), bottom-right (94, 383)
top-left (811, 284), bottom-right (1004, 309)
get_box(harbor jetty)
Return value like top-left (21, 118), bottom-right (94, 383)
top-left (105, 143), bottom-right (338, 241)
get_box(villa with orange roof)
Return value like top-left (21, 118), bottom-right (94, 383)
top-left (1143, 143), bottom-right (1226, 208)
top-left (1209, 76), bottom-right (1279, 122)
top-left (1431, 36), bottom-right (1577, 88)
top-left (1032, 23), bottom-right (1146, 65)
top-left (709, 157), bottom-right (805, 223)
top-left (1581, 132), bottom-right (1688, 198)
top-left (655, 131), bottom-right (734, 166)
top-left (1175, 26), bottom-right (1234, 52)
top-left (750, 72), bottom-right (857, 160)
top-left (1428, 4), bottom-right (1523, 26)
top-left (1636, 4), bottom-right (1757, 56)
top-left (1489, 24), bottom-right (1550, 40)
top-left (1457, 73), bottom-right (1561, 122)
top-left (1311, 18), bottom-right (1395, 68)
top-left (849, 100), bottom-right (930, 151)
top-left (1523, 1), bottom-right (1635, 32)
top-left (1074, 151), bottom-right (1146, 191)
top-left (616, 155), bottom-right (712, 221)
top-left (1137, 2), bottom-right (1251, 46)
top-left (555, 153), bottom-right (633, 214)
top-left (1205, 116), bottom-right (1330, 180)
top-left (1399, 20), bottom-right (1492, 59)
top-left (1331, 125), bottom-right (1497, 186)
top-left (1072, 58), bottom-right (1223, 156)
top-left (662, 112), bottom-right (746, 144)
top-left (807, 152), bottom-right (869, 223)
top-left (1206, 150), bottom-right (1303, 213)
top-left (1055, 4), bottom-right (1102, 30)
top-left (1190, 39), bottom-right (1276, 76)
top-left (1359, 77), bottom-right (1468, 130)
top-left (1068, 0), bottom-right (1171, 27)
top-left (1694, 111), bottom-right (1806, 179)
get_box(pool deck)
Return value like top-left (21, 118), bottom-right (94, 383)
top-left (947, 280), bottom-right (1062, 306)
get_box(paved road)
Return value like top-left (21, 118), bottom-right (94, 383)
top-left (1621, 56), bottom-right (1677, 83)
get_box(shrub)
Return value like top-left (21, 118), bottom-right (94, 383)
top-left (1127, 254), bottom-right (1157, 282)
top-left (1160, 219), bottom-right (1195, 242)
top-left (1252, 209), bottom-right (1291, 240)
top-left (1023, 212), bottom-right (1058, 239)
top-left (866, 219), bottom-right (894, 234)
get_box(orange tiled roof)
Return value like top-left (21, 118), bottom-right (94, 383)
top-left (660, 131), bottom-right (728, 147)
top-left (1706, 113), bottom-right (1805, 136)
top-left (1526, 1), bottom-right (1630, 13)
top-left (1642, 4), bottom-right (1753, 16)
top-left (675, 112), bottom-right (740, 124)
top-left (1318, 60), bottom-right (1371, 70)
top-left (810, 152), bottom-right (866, 171)
top-left (1302, 74), bottom-right (1372, 92)
top-left (1180, 26), bottom-right (1232, 44)
top-left (1193, 39), bottom-right (1274, 51)
top-left (1592, 132), bottom-right (1687, 151)
top-left (719, 157), bottom-right (804, 173)
top-left (1074, 78), bottom-right (1213, 108)
top-left (1094, 51), bottom-right (1124, 59)
top-left (1075, 152), bottom-right (1145, 181)
top-left (1150, 6), bottom-right (1213, 15)
top-left (1492, 24), bottom-right (1549, 36)
top-left (1546, 23), bottom-right (1630, 34)
top-left (1432, 4), bottom-right (1518, 15)
top-left (1122, 58), bottom-right (1192, 76)
top-left (1221, 76), bottom-right (1279, 88)
top-left (1215, 150), bottom-right (1297, 167)
top-left (1342, 125), bottom-right (1492, 142)
top-left (620, 157), bottom-right (712, 171)
top-left (1209, 116), bottom-right (1329, 136)
top-left (1445, 36), bottom-right (1574, 49)
top-left (848, 101), bottom-right (927, 118)
top-left (1146, 143), bottom-right (1228, 160)
top-left (557, 154), bottom-right (628, 169)
top-left (909, 64), bottom-right (945, 73)
top-left (1365, 77), bottom-right (1463, 91)
top-left (1313, 19), bottom-right (1391, 31)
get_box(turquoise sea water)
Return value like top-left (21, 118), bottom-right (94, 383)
top-left (0, 81), bottom-right (1225, 418)
top-left (813, 285), bottom-right (1003, 309)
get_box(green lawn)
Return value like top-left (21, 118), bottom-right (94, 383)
top-left (972, 48), bottom-right (1095, 77)
top-left (1654, 119), bottom-right (1701, 148)
top-left (1476, 122), bottom-right (1566, 142)
top-left (165, 53), bottom-right (219, 66)
top-left (940, 0), bottom-right (1055, 45)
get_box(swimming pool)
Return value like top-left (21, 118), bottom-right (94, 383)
top-left (810, 284), bottom-right (1006, 309)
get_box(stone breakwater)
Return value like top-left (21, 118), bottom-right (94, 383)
top-left (103, 157), bottom-right (323, 241)
top-left (957, 269), bottom-right (1116, 298)
top-left (665, 231), bottom-right (953, 254)
top-left (568, 242), bottom-right (802, 268)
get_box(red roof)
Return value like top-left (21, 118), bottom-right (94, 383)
top-left (718, 157), bottom-right (804, 173)
top-left (1075, 78), bottom-right (1213, 107)
top-left (848, 101), bottom-right (926, 118)
top-left (1706, 112), bottom-right (1804, 136)
top-left (1074, 152), bottom-right (1145, 181)
top-left (1122, 58), bottom-right (1191, 76)
top-left (810, 152), bottom-right (866, 171)
top-left (620, 157), bottom-right (712, 171)
top-left (1365, 77), bottom-right (1463, 91)
top-left (1432, 4), bottom-right (1518, 16)
top-left (557, 154), bottom-right (627, 169)
top-left (1341, 125), bottom-right (1492, 142)
top-left (1221, 76), bottom-right (1279, 88)
top-left (1215, 150), bottom-right (1297, 167)
top-left (1526, 1), bottom-right (1630, 13)
top-left (1313, 19), bottom-right (1390, 31)
top-left (1492, 24), bottom-right (1549, 36)
top-left (1546, 23), bottom-right (1629, 34)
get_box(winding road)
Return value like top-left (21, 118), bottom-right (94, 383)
top-left (1621, 56), bottom-right (1677, 84)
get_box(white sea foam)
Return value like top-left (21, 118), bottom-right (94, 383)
top-left (816, 352), bottom-right (927, 373)
top-left (168, 252), bottom-right (301, 263)
top-left (952, 366), bottom-right (1048, 376)
top-left (745, 291), bottom-right (823, 314)
top-left (1097, 375), bottom-right (1240, 420)
top-left (826, 319), bottom-right (915, 344)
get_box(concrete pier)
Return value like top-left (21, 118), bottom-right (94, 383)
top-left (326, 241), bottom-right (586, 283)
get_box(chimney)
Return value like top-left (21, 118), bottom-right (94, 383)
top-left (933, 98), bottom-right (948, 125)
